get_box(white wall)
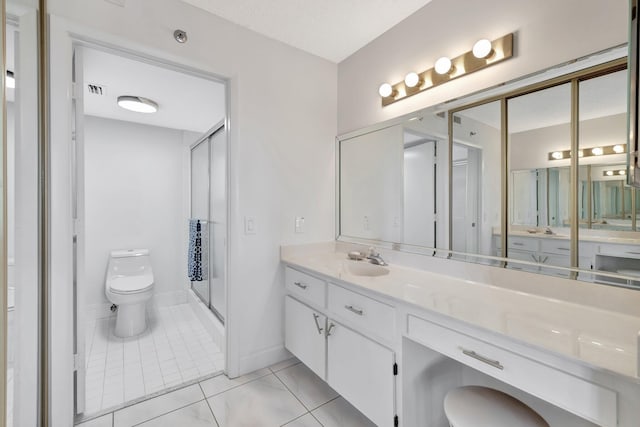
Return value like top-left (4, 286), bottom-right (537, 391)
top-left (83, 116), bottom-right (192, 309)
top-left (337, 0), bottom-right (628, 133)
top-left (48, 5), bottom-right (337, 420)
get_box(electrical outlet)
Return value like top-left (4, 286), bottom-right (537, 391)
top-left (295, 216), bottom-right (305, 233)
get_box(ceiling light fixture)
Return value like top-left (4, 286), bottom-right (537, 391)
top-left (591, 147), bottom-right (604, 156)
top-left (613, 144), bottom-right (625, 153)
top-left (6, 70), bottom-right (15, 89)
top-left (551, 151), bottom-right (564, 160)
top-left (117, 96), bottom-right (159, 113)
top-left (603, 169), bottom-right (626, 177)
top-left (404, 72), bottom-right (421, 88)
top-left (379, 33), bottom-right (514, 106)
top-left (472, 39), bottom-right (493, 59)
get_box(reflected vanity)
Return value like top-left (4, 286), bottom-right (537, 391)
top-left (338, 48), bottom-right (640, 289)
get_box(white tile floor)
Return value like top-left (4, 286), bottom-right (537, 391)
top-left (83, 303), bottom-right (224, 416)
top-left (76, 358), bottom-right (376, 427)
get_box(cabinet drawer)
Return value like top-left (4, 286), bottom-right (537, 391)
top-left (597, 244), bottom-right (640, 259)
top-left (508, 236), bottom-right (538, 252)
top-left (406, 315), bottom-right (617, 427)
top-left (540, 239), bottom-right (571, 255)
top-left (285, 267), bottom-right (326, 307)
top-left (327, 283), bottom-right (395, 342)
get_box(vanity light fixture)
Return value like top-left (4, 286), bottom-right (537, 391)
top-left (472, 39), bottom-right (493, 59)
top-left (404, 72), bottom-right (421, 88)
top-left (117, 95), bottom-right (159, 113)
top-left (434, 57), bottom-right (454, 75)
top-left (603, 169), bottom-right (626, 177)
top-left (548, 144), bottom-right (626, 161)
top-left (379, 33), bottom-right (514, 106)
top-left (6, 70), bottom-right (15, 88)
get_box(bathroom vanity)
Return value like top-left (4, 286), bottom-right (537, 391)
top-left (281, 242), bottom-right (640, 427)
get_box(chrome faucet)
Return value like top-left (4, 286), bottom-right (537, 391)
top-left (366, 247), bottom-right (387, 266)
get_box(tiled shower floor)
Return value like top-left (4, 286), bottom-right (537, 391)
top-left (83, 303), bottom-right (224, 415)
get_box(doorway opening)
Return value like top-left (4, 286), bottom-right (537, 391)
top-left (72, 44), bottom-right (228, 422)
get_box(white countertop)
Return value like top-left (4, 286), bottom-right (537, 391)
top-left (281, 242), bottom-right (640, 379)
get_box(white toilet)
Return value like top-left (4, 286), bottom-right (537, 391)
top-left (105, 249), bottom-right (155, 338)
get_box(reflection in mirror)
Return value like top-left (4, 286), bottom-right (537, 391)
top-left (507, 83), bottom-right (572, 275)
top-left (339, 112), bottom-right (446, 248)
top-left (451, 101), bottom-right (500, 263)
top-left (578, 69), bottom-right (640, 287)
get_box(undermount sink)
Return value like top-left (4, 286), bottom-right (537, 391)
top-left (347, 261), bottom-right (390, 277)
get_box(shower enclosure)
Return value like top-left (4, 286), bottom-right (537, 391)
top-left (190, 122), bottom-right (227, 322)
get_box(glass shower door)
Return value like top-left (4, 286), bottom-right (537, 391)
top-left (190, 139), bottom-right (210, 306)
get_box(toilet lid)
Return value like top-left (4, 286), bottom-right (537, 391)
top-left (108, 276), bottom-right (153, 294)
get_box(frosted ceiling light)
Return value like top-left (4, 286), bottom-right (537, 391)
top-left (117, 96), bottom-right (158, 113)
top-left (591, 147), bottom-right (604, 156)
top-left (613, 144), bottom-right (625, 153)
top-left (404, 72), bottom-right (421, 88)
top-left (378, 83), bottom-right (394, 98)
top-left (551, 151), bottom-right (563, 160)
top-left (434, 57), bottom-right (453, 75)
top-left (472, 39), bottom-right (493, 59)
top-left (6, 70), bottom-right (15, 89)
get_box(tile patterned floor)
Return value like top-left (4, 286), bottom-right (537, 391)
top-left (76, 358), bottom-right (376, 427)
top-left (84, 303), bottom-right (224, 415)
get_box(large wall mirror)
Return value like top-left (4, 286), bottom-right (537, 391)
top-left (337, 46), bottom-right (640, 289)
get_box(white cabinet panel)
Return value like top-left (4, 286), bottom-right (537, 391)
top-left (327, 321), bottom-right (395, 427)
top-left (285, 296), bottom-right (326, 379)
top-left (327, 283), bottom-right (395, 343)
top-left (407, 315), bottom-right (617, 427)
top-left (286, 267), bottom-right (326, 308)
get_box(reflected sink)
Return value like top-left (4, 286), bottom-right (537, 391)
top-left (347, 261), bottom-right (390, 277)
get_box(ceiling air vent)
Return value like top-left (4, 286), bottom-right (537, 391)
top-left (87, 83), bottom-right (106, 96)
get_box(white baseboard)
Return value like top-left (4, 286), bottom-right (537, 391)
top-left (238, 344), bottom-right (291, 377)
top-left (87, 290), bottom-right (189, 321)
top-left (187, 289), bottom-right (225, 354)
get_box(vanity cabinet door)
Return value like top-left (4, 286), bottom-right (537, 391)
top-left (285, 296), bottom-right (326, 378)
top-left (327, 321), bottom-right (395, 427)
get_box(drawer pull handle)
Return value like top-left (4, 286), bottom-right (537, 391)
top-left (557, 247), bottom-right (570, 251)
top-left (461, 348), bottom-right (504, 370)
top-left (312, 313), bottom-right (323, 335)
top-left (513, 242), bottom-right (524, 246)
top-left (345, 305), bottom-right (364, 316)
top-left (293, 281), bottom-right (308, 290)
top-left (326, 322), bottom-right (336, 337)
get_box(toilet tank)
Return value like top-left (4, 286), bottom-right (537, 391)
top-left (109, 249), bottom-right (151, 276)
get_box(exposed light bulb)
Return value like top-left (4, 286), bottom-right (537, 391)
top-left (620, 170), bottom-right (626, 175)
top-left (378, 83), bottom-right (394, 98)
top-left (472, 39), bottom-right (493, 59)
top-left (606, 170), bottom-right (614, 176)
top-left (551, 151), bottom-right (563, 160)
top-left (591, 147), bottom-right (604, 156)
top-left (404, 72), bottom-right (420, 88)
top-left (434, 57), bottom-right (453, 75)
top-left (613, 144), bottom-right (625, 153)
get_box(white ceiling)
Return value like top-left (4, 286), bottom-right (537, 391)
top-left (457, 69), bottom-right (627, 133)
top-left (180, 0), bottom-right (433, 63)
top-left (82, 47), bottom-right (226, 133)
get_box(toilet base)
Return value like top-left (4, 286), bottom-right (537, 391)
top-left (114, 302), bottom-right (148, 338)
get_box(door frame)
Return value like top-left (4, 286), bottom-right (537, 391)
top-left (49, 16), bottom-right (232, 424)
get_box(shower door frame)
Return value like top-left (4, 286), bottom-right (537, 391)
top-left (190, 121), bottom-right (226, 324)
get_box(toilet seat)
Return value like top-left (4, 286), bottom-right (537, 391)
top-left (108, 276), bottom-right (153, 294)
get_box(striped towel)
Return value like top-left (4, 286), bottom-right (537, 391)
top-left (188, 219), bottom-right (209, 281)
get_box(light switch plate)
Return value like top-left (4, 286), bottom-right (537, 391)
top-left (295, 216), bottom-right (305, 233)
top-left (244, 216), bottom-right (256, 234)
